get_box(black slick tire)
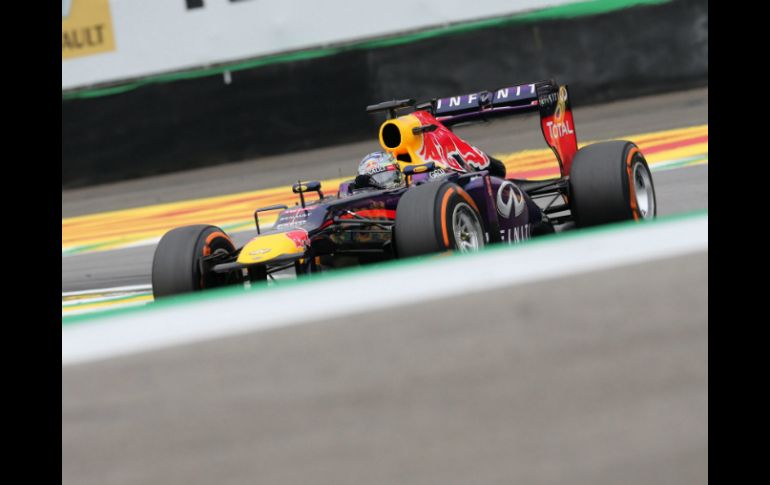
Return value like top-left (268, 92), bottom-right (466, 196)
top-left (569, 140), bottom-right (657, 227)
top-left (395, 181), bottom-right (485, 257)
top-left (151, 224), bottom-right (240, 298)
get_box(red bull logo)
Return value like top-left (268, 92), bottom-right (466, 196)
top-left (412, 111), bottom-right (490, 172)
top-left (284, 229), bottom-right (309, 250)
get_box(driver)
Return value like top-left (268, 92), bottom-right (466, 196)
top-left (355, 151), bottom-right (404, 189)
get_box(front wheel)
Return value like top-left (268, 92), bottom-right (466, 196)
top-left (151, 224), bottom-right (242, 298)
top-left (395, 181), bottom-right (485, 258)
top-left (569, 140), bottom-right (656, 227)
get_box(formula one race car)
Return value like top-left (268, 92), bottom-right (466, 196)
top-left (151, 79), bottom-right (656, 297)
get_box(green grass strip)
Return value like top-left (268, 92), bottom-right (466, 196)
top-left (62, 0), bottom-right (670, 101)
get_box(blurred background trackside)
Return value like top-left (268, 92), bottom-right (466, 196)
top-left (61, 0), bottom-right (707, 188)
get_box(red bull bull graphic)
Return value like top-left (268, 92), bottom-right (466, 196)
top-left (284, 229), bottom-right (310, 250)
top-left (411, 111), bottom-right (490, 172)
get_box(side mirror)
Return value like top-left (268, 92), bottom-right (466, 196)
top-left (292, 180), bottom-right (322, 195)
top-left (292, 180), bottom-right (323, 208)
top-left (403, 162), bottom-right (437, 186)
top-left (402, 162), bottom-right (436, 177)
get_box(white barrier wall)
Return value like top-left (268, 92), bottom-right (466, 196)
top-left (61, 0), bottom-right (581, 90)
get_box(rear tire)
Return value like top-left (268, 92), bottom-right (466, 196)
top-left (395, 181), bottom-right (485, 257)
top-left (569, 140), bottom-right (656, 227)
top-left (152, 224), bottom-right (241, 298)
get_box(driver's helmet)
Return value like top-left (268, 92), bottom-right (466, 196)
top-left (356, 151), bottom-right (404, 189)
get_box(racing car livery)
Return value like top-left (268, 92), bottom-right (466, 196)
top-left (151, 80), bottom-right (656, 297)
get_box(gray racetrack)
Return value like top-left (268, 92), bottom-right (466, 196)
top-left (61, 88), bottom-right (708, 292)
top-left (62, 88), bottom-right (708, 484)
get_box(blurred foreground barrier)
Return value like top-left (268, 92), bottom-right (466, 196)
top-left (62, 0), bottom-right (707, 188)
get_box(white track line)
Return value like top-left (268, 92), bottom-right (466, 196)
top-left (62, 284), bottom-right (153, 297)
top-left (62, 215), bottom-right (707, 366)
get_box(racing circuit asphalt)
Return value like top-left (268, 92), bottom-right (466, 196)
top-left (61, 88), bottom-right (708, 292)
top-left (62, 88), bottom-right (708, 484)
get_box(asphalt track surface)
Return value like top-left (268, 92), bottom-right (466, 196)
top-left (62, 251), bottom-right (708, 485)
top-left (61, 87), bottom-right (708, 292)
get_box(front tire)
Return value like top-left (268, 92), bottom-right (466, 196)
top-left (152, 224), bottom-right (241, 298)
top-left (569, 140), bottom-right (656, 227)
top-left (395, 181), bottom-right (485, 258)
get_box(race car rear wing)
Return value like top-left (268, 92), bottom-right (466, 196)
top-left (432, 82), bottom-right (541, 119)
top-left (367, 80), bottom-right (579, 176)
top-left (432, 79), bottom-right (578, 176)
top-left (366, 82), bottom-right (545, 121)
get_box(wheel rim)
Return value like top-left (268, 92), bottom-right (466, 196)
top-left (452, 203), bottom-right (484, 252)
top-left (632, 162), bottom-right (655, 219)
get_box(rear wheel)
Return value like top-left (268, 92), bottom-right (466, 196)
top-left (569, 140), bottom-right (656, 227)
top-left (152, 224), bottom-right (242, 298)
top-left (395, 181), bottom-right (485, 258)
